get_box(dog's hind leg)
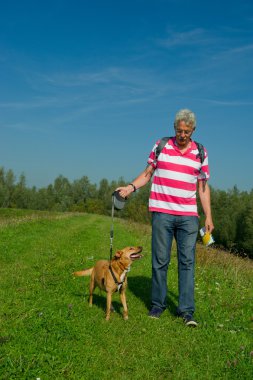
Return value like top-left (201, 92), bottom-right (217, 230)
top-left (120, 290), bottom-right (128, 320)
top-left (89, 272), bottom-right (95, 307)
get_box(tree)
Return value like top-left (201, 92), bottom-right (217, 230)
top-left (12, 174), bottom-right (29, 209)
top-left (53, 175), bottom-right (72, 211)
top-left (2, 169), bottom-right (16, 207)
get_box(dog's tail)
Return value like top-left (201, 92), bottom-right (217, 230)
top-left (73, 268), bottom-right (93, 277)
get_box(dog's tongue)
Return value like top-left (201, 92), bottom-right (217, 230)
top-left (130, 254), bottom-right (143, 260)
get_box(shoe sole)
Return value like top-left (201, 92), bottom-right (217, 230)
top-left (185, 320), bottom-right (198, 327)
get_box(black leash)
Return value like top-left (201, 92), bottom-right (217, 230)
top-left (110, 193), bottom-right (115, 262)
top-left (109, 191), bottom-right (127, 291)
top-left (110, 191), bottom-right (126, 261)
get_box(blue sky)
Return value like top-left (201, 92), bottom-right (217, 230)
top-left (1, 0), bottom-right (252, 191)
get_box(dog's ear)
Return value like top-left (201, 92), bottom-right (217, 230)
top-left (114, 250), bottom-right (122, 259)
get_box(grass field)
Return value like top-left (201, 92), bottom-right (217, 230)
top-left (0, 209), bottom-right (252, 379)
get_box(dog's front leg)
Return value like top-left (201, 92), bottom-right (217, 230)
top-left (120, 290), bottom-right (128, 320)
top-left (106, 292), bottom-right (112, 321)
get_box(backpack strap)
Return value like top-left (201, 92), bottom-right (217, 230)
top-left (195, 141), bottom-right (205, 164)
top-left (154, 136), bottom-right (172, 164)
top-left (194, 141), bottom-right (207, 184)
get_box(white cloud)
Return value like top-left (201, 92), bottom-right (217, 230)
top-left (220, 43), bottom-right (253, 55)
top-left (0, 97), bottom-right (59, 110)
top-left (179, 96), bottom-right (253, 107)
top-left (156, 28), bottom-right (213, 48)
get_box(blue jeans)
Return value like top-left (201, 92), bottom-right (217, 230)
top-left (151, 212), bottom-right (199, 315)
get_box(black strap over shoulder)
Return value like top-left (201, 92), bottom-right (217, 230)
top-left (154, 136), bottom-right (172, 162)
top-left (195, 141), bottom-right (205, 164)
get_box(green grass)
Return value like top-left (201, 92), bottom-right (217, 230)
top-left (0, 209), bottom-right (252, 379)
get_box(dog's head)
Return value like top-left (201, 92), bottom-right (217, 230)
top-left (114, 246), bottom-right (143, 266)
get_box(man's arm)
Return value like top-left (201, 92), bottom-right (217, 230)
top-left (116, 165), bottom-right (155, 198)
top-left (198, 181), bottom-right (214, 233)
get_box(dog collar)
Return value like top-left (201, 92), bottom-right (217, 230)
top-left (109, 265), bottom-right (126, 292)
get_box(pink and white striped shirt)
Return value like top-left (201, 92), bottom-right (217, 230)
top-left (148, 137), bottom-right (210, 216)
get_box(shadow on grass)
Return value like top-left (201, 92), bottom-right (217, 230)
top-left (72, 290), bottom-right (129, 316)
top-left (92, 294), bottom-right (125, 315)
top-left (128, 276), bottom-right (178, 315)
top-left (73, 276), bottom-right (178, 316)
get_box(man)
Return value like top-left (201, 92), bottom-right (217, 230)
top-left (117, 109), bottom-right (214, 327)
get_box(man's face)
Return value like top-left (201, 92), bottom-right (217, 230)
top-left (174, 121), bottom-right (194, 148)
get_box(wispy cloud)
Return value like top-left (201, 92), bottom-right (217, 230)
top-left (219, 43), bottom-right (253, 55)
top-left (40, 68), bottom-right (120, 87)
top-left (1, 63), bottom-right (172, 123)
top-left (156, 26), bottom-right (253, 59)
top-left (0, 121), bottom-right (48, 133)
top-left (39, 66), bottom-right (155, 90)
top-left (28, 66), bottom-right (173, 103)
top-left (156, 28), bottom-right (214, 48)
top-left (177, 95), bottom-right (253, 107)
top-left (0, 97), bottom-right (60, 110)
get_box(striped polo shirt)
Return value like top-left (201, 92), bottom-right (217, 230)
top-left (147, 137), bottom-right (210, 216)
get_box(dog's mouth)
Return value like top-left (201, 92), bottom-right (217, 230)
top-left (130, 253), bottom-right (143, 260)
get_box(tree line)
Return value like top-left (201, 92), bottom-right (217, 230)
top-left (0, 167), bottom-right (252, 258)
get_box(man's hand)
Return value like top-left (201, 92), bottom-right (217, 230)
top-left (205, 215), bottom-right (214, 234)
top-left (116, 185), bottom-right (135, 199)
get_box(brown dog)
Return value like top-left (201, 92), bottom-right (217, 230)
top-left (73, 246), bottom-right (143, 320)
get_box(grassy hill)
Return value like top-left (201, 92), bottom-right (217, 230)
top-left (0, 209), bottom-right (252, 379)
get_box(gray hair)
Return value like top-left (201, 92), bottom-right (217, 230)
top-left (174, 109), bottom-right (196, 130)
